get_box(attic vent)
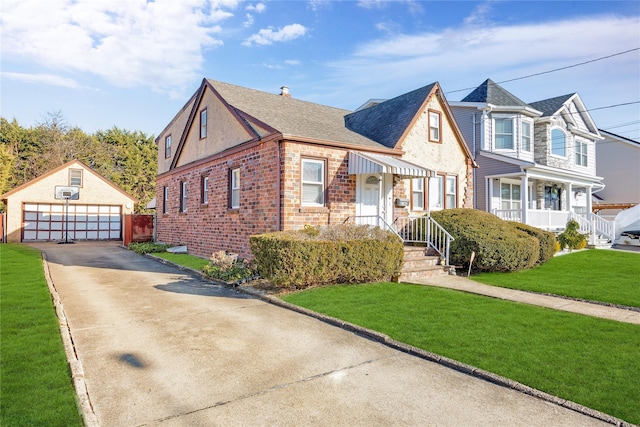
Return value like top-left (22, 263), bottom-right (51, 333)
top-left (280, 86), bottom-right (291, 98)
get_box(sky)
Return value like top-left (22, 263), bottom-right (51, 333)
top-left (1, 0), bottom-right (639, 142)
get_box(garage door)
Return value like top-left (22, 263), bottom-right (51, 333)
top-left (22, 203), bottom-right (122, 241)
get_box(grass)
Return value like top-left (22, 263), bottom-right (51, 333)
top-left (0, 244), bottom-right (83, 426)
top-left (472, 249), bottom-right (640, 307)
top-left (282, 282), bottom-right (640, 424)
top-left (151, 252), bottom-right (210, 270)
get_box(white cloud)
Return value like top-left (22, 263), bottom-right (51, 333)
top-left (2, 72), bottom-right (83, 89)
top-left (0, 0), bottom-right (238, 97)
top-left (246, 3), bottom-right (266, 13)
top-left (243, 23), bottom-right (307, 47)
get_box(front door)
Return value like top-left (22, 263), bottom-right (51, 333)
top-left (362, 175), bottom-right (380, 221)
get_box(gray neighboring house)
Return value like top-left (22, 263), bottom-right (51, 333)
top-left (450, 79), bottom-right (614, 244)
top-left (593, 129), bottom-right (640, 221)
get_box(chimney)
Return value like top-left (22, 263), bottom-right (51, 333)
top-left (280, 85), bottom-right (291, 98)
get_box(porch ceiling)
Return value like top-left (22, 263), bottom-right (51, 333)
top-left (348, 151), bottom-right (433, 178)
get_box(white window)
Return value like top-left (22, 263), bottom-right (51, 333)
top-left (429, 110), bottom-right (441, 142)
top-left (428, 175), bottom-right (443, 211)
top-left (501, 182), bottom-right (521, 211)
top-left (201, 176), bottom-right (209, 204)
top-left (445, 176), bottom-right (457, 209)
top-left (200, 109), bottom-right (207, 139)
top-left (575, 140), bottom-right (588, 166)
top-left (302, 159), bottom-right (325, 206)
top-left (180, 181), bottom-right (187, 212)
top-left (412, 178), bottom-right (425, 210)
top-left (522, 122), bottom-right (532, 152)
top-left (495, 118), bottom-right (514, 149)
top-left (165, 135), bottom-right (171, 158)
top-left (230, 168), bottom-right (240, 209)
top-left (163, 186), bottom-right (169, 214)
top-left (551, 128), bottom-right (566, 157)
top-left (69, 169), bottom-right (83, 187)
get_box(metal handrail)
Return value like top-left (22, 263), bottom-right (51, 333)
top-left (344, 215), bottom-right (453, 265)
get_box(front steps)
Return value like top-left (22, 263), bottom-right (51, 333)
top-left (397, 245), bottom-right (451, 282)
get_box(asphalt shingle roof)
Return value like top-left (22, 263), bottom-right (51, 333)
top-left (207, 79), bottom-right (386, 149)
top-left (344, 83), bottom-right (437, 149)
top-left (461, 78), bottom-right (529, 107)
top-left (528, 94), bottom-right (575, 117)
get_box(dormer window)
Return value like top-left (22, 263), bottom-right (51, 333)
top-left (551, 128), bottom-right (566, 157)
top-left (495, 118), bottom-right (514, 150)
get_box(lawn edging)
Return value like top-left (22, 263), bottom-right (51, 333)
top-left (40, 252), bottom-right (99, 427)
top-left (141, 249), bottom-right (632, 427)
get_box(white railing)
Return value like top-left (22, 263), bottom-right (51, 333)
top-left (393, 215), bottom-right (453, 265)
top-left (493, 209), bottom-right (615, 243)
top-left (343, 215), bottom-right (453, 266)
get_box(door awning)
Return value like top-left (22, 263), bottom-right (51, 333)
top-left (348, 151), bottom-right (434, 178)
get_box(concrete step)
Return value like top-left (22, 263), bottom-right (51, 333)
top-left (398, 245), bottom-right (449, 282)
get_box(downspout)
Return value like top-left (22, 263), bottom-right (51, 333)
top-left (276, 139), bottom-right (282, 231)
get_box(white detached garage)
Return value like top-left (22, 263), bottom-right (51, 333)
top-left (2, 160), bottom-right (136, 243)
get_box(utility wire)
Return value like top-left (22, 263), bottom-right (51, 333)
top-left (446, 47), bottom-right (640, 95)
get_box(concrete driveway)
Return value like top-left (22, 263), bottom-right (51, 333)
top-left (35, 242), bottom-right (608, 426)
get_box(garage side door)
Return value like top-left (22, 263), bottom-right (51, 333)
top-left (22, 203), bottom-right (122, 241)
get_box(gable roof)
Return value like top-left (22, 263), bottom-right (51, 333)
top-left (207, 79), bottom-right (385, 149)
top-left (528, 93), bottom-right (575, 116)
top-left (1, 159), bottom-right (137, 202)
top-left (345, 83), bottom-right (438, 149)
top-left (461, 79), bottom-right (529, 107)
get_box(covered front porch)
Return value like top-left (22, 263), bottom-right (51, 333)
top-left (488, 169), bottom-right (614, 243)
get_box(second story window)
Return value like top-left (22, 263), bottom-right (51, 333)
top-left (165, 135), bottom-right (172, 158)
top-left (551, 128), bottom-right (566, 157)
top-left (428, 110), bottom-right (441, 142)
top-left (301, 159), bottom-right (325, 206)
top-left (69, 169), bottom-right (83, 187)
top-left (180, 181), bottom-right (187, 212)
top-left (495, 118), bottom-right (514, 150)
top-left (200, 109), bottom-right (207, 139)
top-left (576, 140), bottom-right (588, 166)
top-left (522, 122), bottom-right (532, 152)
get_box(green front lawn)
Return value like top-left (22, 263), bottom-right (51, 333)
top-left (472, 249), bottom-right (640, 307)
top-left (282, 282), bottom-right (640, 424)
top-left (151, 252), bottom-right (210, 271)
top-left (0, 244), bottom-right (83, 426)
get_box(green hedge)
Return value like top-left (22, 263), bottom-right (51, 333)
top-left (430, 209), bottom-right (540, 272)
top-left (249, 225), bottom-right (404, 289)
top-left (508, 222), bottom-right (557, 264)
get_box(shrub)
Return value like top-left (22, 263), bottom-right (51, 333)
top-left (202, 251), bottom-right (256, 283)
top-left (128, 242), bottom-right (170, 254)
top-left (250, 224), bottom-right (404, 289)
top-left (508, 222), bottom-right (557, 265)
top-left (557, 220), bottom-right (587, 250)
top-left (430, 209), bottom-right (539, 272)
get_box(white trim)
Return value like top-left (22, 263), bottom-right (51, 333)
top-left (348, 151), bottom-right (432, 178)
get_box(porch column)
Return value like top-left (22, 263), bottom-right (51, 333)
top-left (521, 175), bottom-right (528, 224)
top-left (586, 185), bottom-right (593, 214)
top-left (566, 182), bottom-right (572, 213)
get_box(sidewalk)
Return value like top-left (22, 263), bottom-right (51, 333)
top-left (410, 275), bottom-right (640, 325)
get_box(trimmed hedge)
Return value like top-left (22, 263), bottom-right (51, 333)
top-left (508, 222), bottom-right (557, 264)
top-left (430, 209), bottom-right (540, 272)
top-left (249, 224), bottom-right (404, 289)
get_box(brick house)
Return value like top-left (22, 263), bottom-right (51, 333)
top-left (155, 79), bottom-right (476, 262)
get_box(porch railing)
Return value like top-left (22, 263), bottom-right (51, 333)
top-left (343, 215), bottom-right (453, 265)
top-left (492, 209), bottom-right (615, 242)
